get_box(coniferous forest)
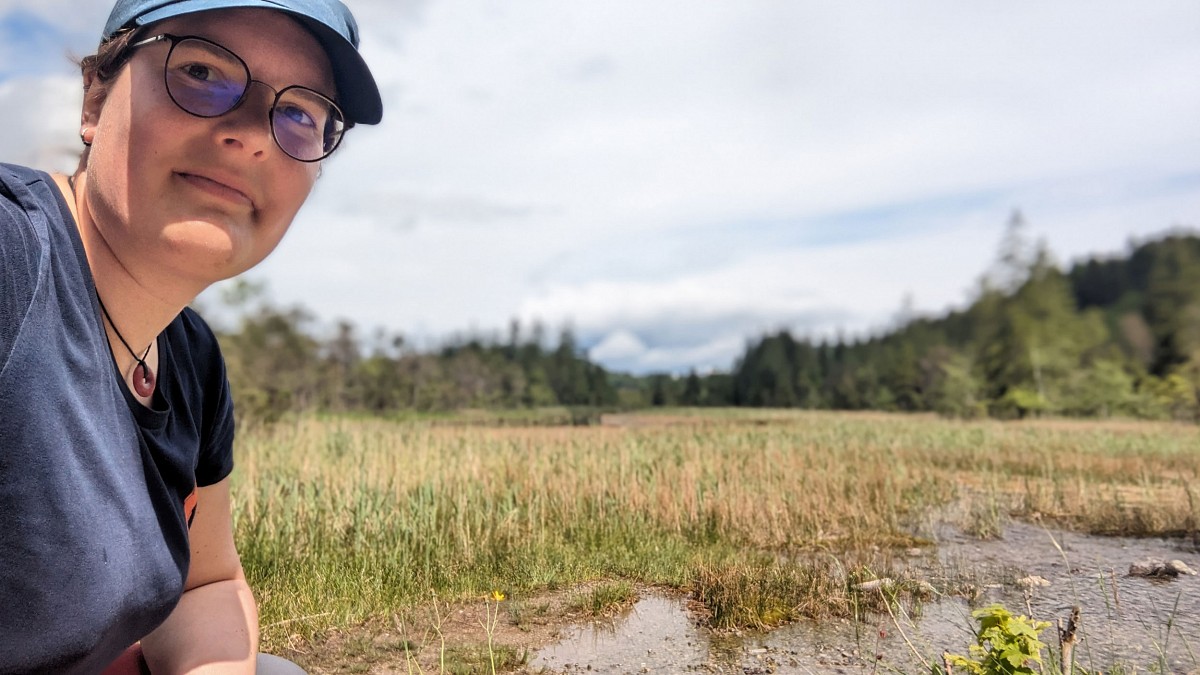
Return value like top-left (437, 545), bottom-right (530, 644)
top-left (215, 225), bottom-right (1200, 424)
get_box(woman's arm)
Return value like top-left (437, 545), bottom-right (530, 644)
top-left (140, 478), bottom-right (259, 674)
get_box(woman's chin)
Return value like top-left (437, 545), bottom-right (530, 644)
top-left (160, 229), bottom-right (252, 282)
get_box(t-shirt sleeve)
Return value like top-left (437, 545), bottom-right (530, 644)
top-left (187, 309), bottom-right (236, 487)
top-left (0, 167), bottom-right (44, 376)
top-left (196, 356), bottom-right (235, 487)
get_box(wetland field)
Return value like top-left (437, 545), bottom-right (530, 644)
top-left (230, 410), bottom-right (1200, 674)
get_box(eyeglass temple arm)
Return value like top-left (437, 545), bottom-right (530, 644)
top-left (129, 33), bottom-right (173, 50)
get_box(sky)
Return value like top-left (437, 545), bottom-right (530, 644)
top-left (1, 1), bottom-right (1198, 374)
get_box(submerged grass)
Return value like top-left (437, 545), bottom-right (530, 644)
top-left (230, 410), bottom-right (1200, 650)
top-left (692, 559), bottom-right (846, 630)
top-left (566, 581), bottom-right (638, 617)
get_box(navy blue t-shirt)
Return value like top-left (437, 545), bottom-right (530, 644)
top-left (0, 164), bottom-right (235, 673)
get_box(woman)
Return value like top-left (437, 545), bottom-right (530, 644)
top-left (0, 0), bottom-right (381, 672)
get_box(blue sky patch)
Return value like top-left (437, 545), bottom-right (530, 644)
top-left (1154, 170), bottom-right (1200, 198)
top-left (794, 189), bottom-right (1009, 247)
top-left (0, 10), bottom-right (76, 81)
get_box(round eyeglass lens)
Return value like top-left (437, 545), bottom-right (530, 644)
top-left (163, 36), bottom-right (345, 161)
top-left (271, 88), bottom-right (345, 161)
top-left (164, 38), bottom-right (248, 117)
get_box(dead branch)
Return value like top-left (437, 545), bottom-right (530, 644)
top-left (1058, 605), bottom-right (1080, 675)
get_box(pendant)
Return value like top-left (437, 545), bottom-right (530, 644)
top-left (133, 362), bottom-right (156, 398)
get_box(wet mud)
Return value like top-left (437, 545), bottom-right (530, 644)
top-left (530, 523), bottom-right (1200, 674)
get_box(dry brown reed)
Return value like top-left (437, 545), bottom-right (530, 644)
top-left (231, 410), bottom-right (1200, 647)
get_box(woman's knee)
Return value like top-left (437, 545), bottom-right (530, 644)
top-left (257, 653), bottom-right (307, 674)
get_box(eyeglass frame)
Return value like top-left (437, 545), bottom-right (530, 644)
top-left (127, 32), bottom-right (347, 162)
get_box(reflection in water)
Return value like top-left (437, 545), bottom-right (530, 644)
top-left (531, 524), bottom-right (1200, 674)
top-left (531, 595), bottom-right (711, 672)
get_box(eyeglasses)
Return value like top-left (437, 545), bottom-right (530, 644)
top-left (129, 33), bottom-right (346, 162)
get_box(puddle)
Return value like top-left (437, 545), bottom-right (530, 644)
top-left (929, 522), bottom-right (1200, 671)
top-left (531, 595), bottom-right (713, 673)
top-left (530, 524), bottom-right (1200, 673)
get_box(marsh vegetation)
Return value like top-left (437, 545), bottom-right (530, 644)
top-left (229, 409), bottom-right (1198, 672)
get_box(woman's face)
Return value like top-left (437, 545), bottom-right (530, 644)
top-left (81, 8), bottom-right (336, 290)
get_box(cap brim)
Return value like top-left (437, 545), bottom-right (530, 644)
top-left (292, 16), bottom-right (383, 125)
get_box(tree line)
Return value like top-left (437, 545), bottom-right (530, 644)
top-left (214, 219), bottom-right (1200, 423)
top-left (706, 219), bottom-right (1200, 420)
top-left (214, 283), bottom-right (618, 423)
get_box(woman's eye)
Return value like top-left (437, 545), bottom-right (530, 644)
top-left (181, 63), bottom-right (213, 81)
top-left (279, 104), bottom-right (317, 129)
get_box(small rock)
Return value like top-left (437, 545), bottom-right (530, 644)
top-left (906, 547), bottom-right (923, 557)
top-left (1129, 557), bottom-right (1196, 578)
top-left (854, 578), bottom-right (893, 592)
top-left (1130, 557), bottom-right (1163, 576)
top-left (1167, 560), bottom-right (1197, 576)
top-left (1017, 575), bottom-right (1050, 589)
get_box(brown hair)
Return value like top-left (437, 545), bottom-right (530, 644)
top-left (72, 28), bottom-right (140, 171)
top-left (79, 28), bottom-right (140, 99)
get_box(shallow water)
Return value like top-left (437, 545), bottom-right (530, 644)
top-left (931, 521), bottom-right (1200, 671)
top-left (530, 524), bottom-right (1200, 674)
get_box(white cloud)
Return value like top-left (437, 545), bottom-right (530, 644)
top-left (5, 0), bottom-right (1200, 374)
top-left (588, 330), bottom-right (646, 364)
top-left (0, 76), bottom-right (81, 172)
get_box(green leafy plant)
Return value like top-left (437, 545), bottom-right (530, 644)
top-left (942, 604), bottom-right (1051, 675)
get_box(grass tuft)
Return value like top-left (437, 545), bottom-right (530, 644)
top-left (439, 644), bottom-right (526, 675)
top-left (567, 581), bottom-right (638, 617)
top-left (689, 557), bottom-right (936, 630)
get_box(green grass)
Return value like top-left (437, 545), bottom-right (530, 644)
top-left (230, 410), bottom-right (1200, 650)
top-left (566, 581), bottom-right (638, 617)
top-left (436, 645), bottom-right (527, 675)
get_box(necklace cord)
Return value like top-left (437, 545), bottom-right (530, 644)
top-left (96, 294), bottom-right (152, 371)
top-left (69, 174), bottom-right (157, 397)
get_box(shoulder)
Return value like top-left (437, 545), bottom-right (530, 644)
top-left (0, 162), bottom-right (47, 185)
top-left (169, 307), bottom-right (236, 486)
top-left (176, 306), bottom-right (224, 353)
top-left (1, 161), bottom-right (40, 222)
top-left (0, 163), bottom-right (65, 244)
top-left (0, 162), bottom-right (45, 189)
top-left (168, 307), bottom-right (230, 383)
top-left (0, 163), bottom-right (41, 222)
top-left (0, 164), bottom-right (61, 374)
top-left (0, 163), bottom-right (54, 208)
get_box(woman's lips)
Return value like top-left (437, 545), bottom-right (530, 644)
top-left (176, 171), bottom-right (254, 208)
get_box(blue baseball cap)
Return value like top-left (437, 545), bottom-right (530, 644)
top-left (102, 0), bottom-right (382, 125)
